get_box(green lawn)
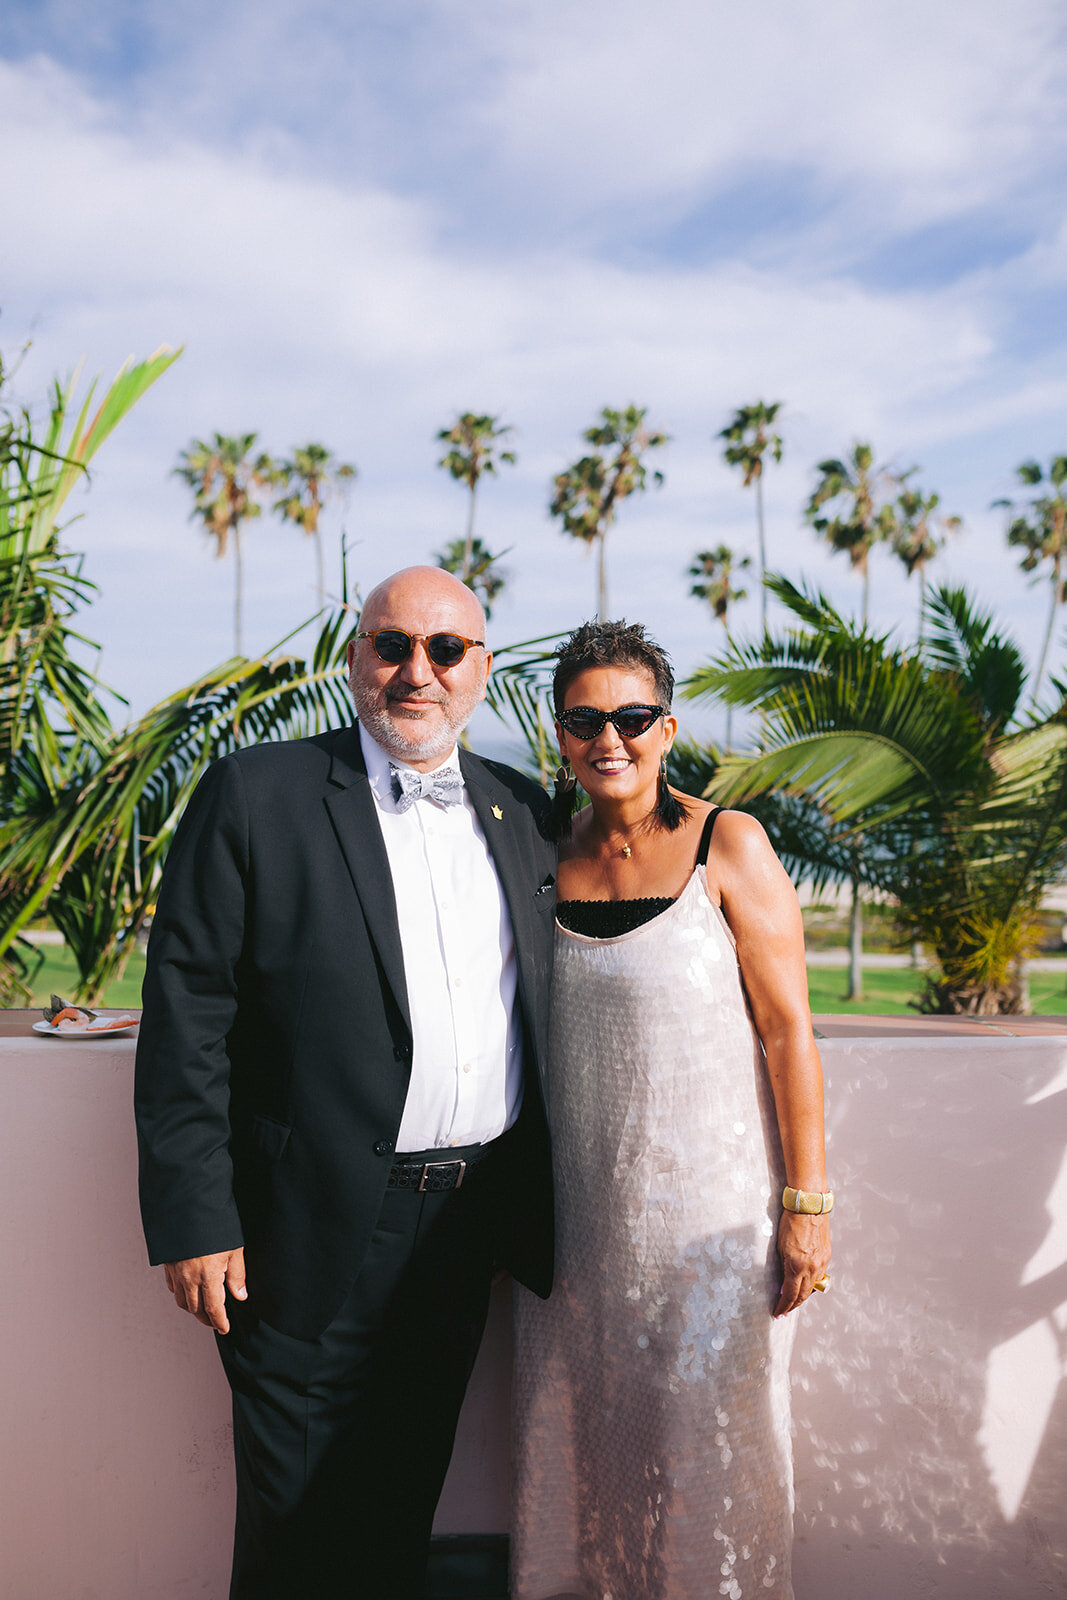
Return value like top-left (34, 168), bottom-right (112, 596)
top-left (20, 943), bottom-right (1067, 1016)
top-left (26, 945), bottom-right (146, 1011)
top-left (805, 964), bottom-right (1067, 1015)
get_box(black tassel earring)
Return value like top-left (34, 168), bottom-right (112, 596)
top-left (552, 760), bottom-right (579, 840)
top-left (656, 752), bottom-right (685, 831)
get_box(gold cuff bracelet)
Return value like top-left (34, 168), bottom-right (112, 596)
top-left (782, 1186), bottom-right (834, 1215)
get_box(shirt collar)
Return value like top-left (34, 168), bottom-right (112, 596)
top-left (358, 722), bottom-right (461, 812)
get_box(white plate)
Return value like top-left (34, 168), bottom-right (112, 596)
top-left (33, 1018), bottom-right (139, 1038)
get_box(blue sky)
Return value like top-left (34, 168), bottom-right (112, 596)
top-left (3, 0), bottom-right (1065, 745)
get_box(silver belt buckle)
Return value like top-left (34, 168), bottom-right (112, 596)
top-left (419, 1158), bottom-right (466, 1191)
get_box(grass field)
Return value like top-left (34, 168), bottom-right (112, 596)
top-left (24, 945), bottom-right (1067, 1015)
top-left (805, 965), bottom-right (1067, 1015)
top-left (27, 946), bottom-right (146, 1011)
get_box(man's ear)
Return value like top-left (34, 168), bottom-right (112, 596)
top-left (478, 649), bottom-right (493, 701)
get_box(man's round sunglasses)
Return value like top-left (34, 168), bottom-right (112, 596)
top-left (357, 629), bottom-right (486, 668)
top-left (558, 703), bottom-right (666, 741)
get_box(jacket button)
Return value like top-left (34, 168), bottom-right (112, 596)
top-left (393, 1045), bottom-right (407, 1061)
top-left (373, 1140), bottom-right (394, 1157)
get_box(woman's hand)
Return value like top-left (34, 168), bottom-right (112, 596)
top-left (774, 1210), bottom-right (832, 1316)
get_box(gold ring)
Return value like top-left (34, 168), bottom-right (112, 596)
top-left (813, 1275), bottom-right (830, 1292)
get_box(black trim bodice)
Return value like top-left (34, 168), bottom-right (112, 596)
top-left (556, 809), bottom-right (720, 937)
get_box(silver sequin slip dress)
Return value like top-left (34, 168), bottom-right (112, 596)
top-left (512, 867), bottom-right (796, 1600)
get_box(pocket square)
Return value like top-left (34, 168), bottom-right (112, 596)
top-left (535, 877), bottom-right (555, 896)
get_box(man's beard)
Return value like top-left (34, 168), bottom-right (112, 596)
top-left (349, 678), bottom-right (478, 764)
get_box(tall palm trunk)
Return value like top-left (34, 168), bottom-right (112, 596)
top-left (862, 560), bottom-right (870, 627)
top-left (233, 525), bottom-right (244, 656)
top-left (597, 533), bottom-right (609, 619)
top-left (846, 872), bottom-right (863, 1002)
top-left (462, 485), bottom-right (478, 582)
top-left (723, 624), bottom-right (735, 749)
top-left (755, 471), bottom-right (768, 633)
top-left (1031, 553), bottom-right (1062, 709)
top-left (313, 528), bottom-right (325, 610)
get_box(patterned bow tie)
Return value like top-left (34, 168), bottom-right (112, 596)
top-left (389, 764), bottom-right (465, 814)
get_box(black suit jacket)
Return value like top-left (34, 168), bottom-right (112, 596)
top-left (134, 725), bottom-right (556, 1340)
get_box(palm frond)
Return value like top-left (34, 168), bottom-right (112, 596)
top-left (19, 348), bottom-right (182, 559)
top-left (920, 585), bottom-right (1026, 731)
top-left (0, 609), bottom-right (356, 981)
top-left (484, 633), bottom-right (562, 784)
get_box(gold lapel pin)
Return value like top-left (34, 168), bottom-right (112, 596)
top-left (491, 804), bottom-right (504, 819)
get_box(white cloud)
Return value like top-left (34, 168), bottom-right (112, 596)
top-left (469, 0), bottom-right (1067, 238)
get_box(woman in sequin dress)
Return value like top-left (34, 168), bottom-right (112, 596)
top-left (512, 621), bottom-right (831, 1600)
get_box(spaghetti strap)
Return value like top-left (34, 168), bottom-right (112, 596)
top-left (695, 807), bottom-right (721, 867)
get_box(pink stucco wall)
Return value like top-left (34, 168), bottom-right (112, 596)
top-left (1, 1012), bottom-right (1065, 1598)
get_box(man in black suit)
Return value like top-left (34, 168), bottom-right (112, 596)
top-left (135, 566), bottom-right (555, 1598)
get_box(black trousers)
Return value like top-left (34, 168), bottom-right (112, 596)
top-left (217, 1142), bottom-right (504, 1600)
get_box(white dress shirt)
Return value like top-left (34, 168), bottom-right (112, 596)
top-left (359, 723), bottom-right (524, 1152)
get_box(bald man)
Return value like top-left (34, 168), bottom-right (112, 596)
top-left (135, 568), bottom-right (556, 1598)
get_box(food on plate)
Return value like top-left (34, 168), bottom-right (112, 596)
top-left (40, 994), bottom-right (135, 1033)
top-left (52, 1007), bottom-right (93, 1029)
top-left (42, 993), bottom-right (96, 1025)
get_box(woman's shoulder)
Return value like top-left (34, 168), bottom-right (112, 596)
top-left (694, 804), bottom-right (775, 869)
top-left (676, 798), bottom-right (763, 842)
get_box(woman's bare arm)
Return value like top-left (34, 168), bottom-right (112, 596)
top-left (709, 809), bottom-right (832, 1316)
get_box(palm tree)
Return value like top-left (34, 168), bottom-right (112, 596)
top-left (805, 441), bottom-right (909, 988)
top-left (687, 575), bottom-right (1060, 1015)
top-left (551, 404), bottom-right (668, 618)
top-left (272, 443), bottom-right (356, 609)
top-left (0, 607), bottom-right (358, 1001)
top-left (805, 441), bottom-right (909, 997)
top-left (174, 433), bottom-right (272, 655)
top-left (805, 442), bottom-right (905, 625)
top-left (994, 455), bottom-right (1067, 708)
top-left (0, 342), bottom-right (182, 999)
top-left (436, 535), bottom-right (509, 618)
top-left (718, 401), bottom-right (783, 632)
top-left (688, 544), bottom-right (751, 749)
top-left (436, 413), bottom-right (516, 582)
top-left (688, 543), bottom-right (751, 627)
top-left (892, 485), bottom-right (962, 638)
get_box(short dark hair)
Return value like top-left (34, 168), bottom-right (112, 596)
top-left (553, 619), bottom-right (675, 716)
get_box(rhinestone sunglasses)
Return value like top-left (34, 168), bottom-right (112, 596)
top-left (357, 629), bottom-right (486, 668)
top-left (558, 703), bottom-right (667, 740)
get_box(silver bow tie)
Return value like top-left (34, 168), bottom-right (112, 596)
top-left (389, 764), bottom-right (465, 814)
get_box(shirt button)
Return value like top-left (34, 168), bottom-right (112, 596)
top-left (373, 1140), bottom-right (394, 1157)
top-left (462, 1064), bottom-right (471, 1074)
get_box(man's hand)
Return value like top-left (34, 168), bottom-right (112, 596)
top-left (163, 1248), bottom-right (247, 1334)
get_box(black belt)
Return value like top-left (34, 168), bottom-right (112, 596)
top-left (386, 1140), bottom-right (495, 1193)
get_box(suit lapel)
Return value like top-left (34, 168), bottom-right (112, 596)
top-left (323, 725), bottom-right (411, 1036)
top-left (460, 750), bottom-right (540, 1014)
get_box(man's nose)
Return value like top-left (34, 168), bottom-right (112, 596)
top-left (398, 639), bottom-right (435, 685)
